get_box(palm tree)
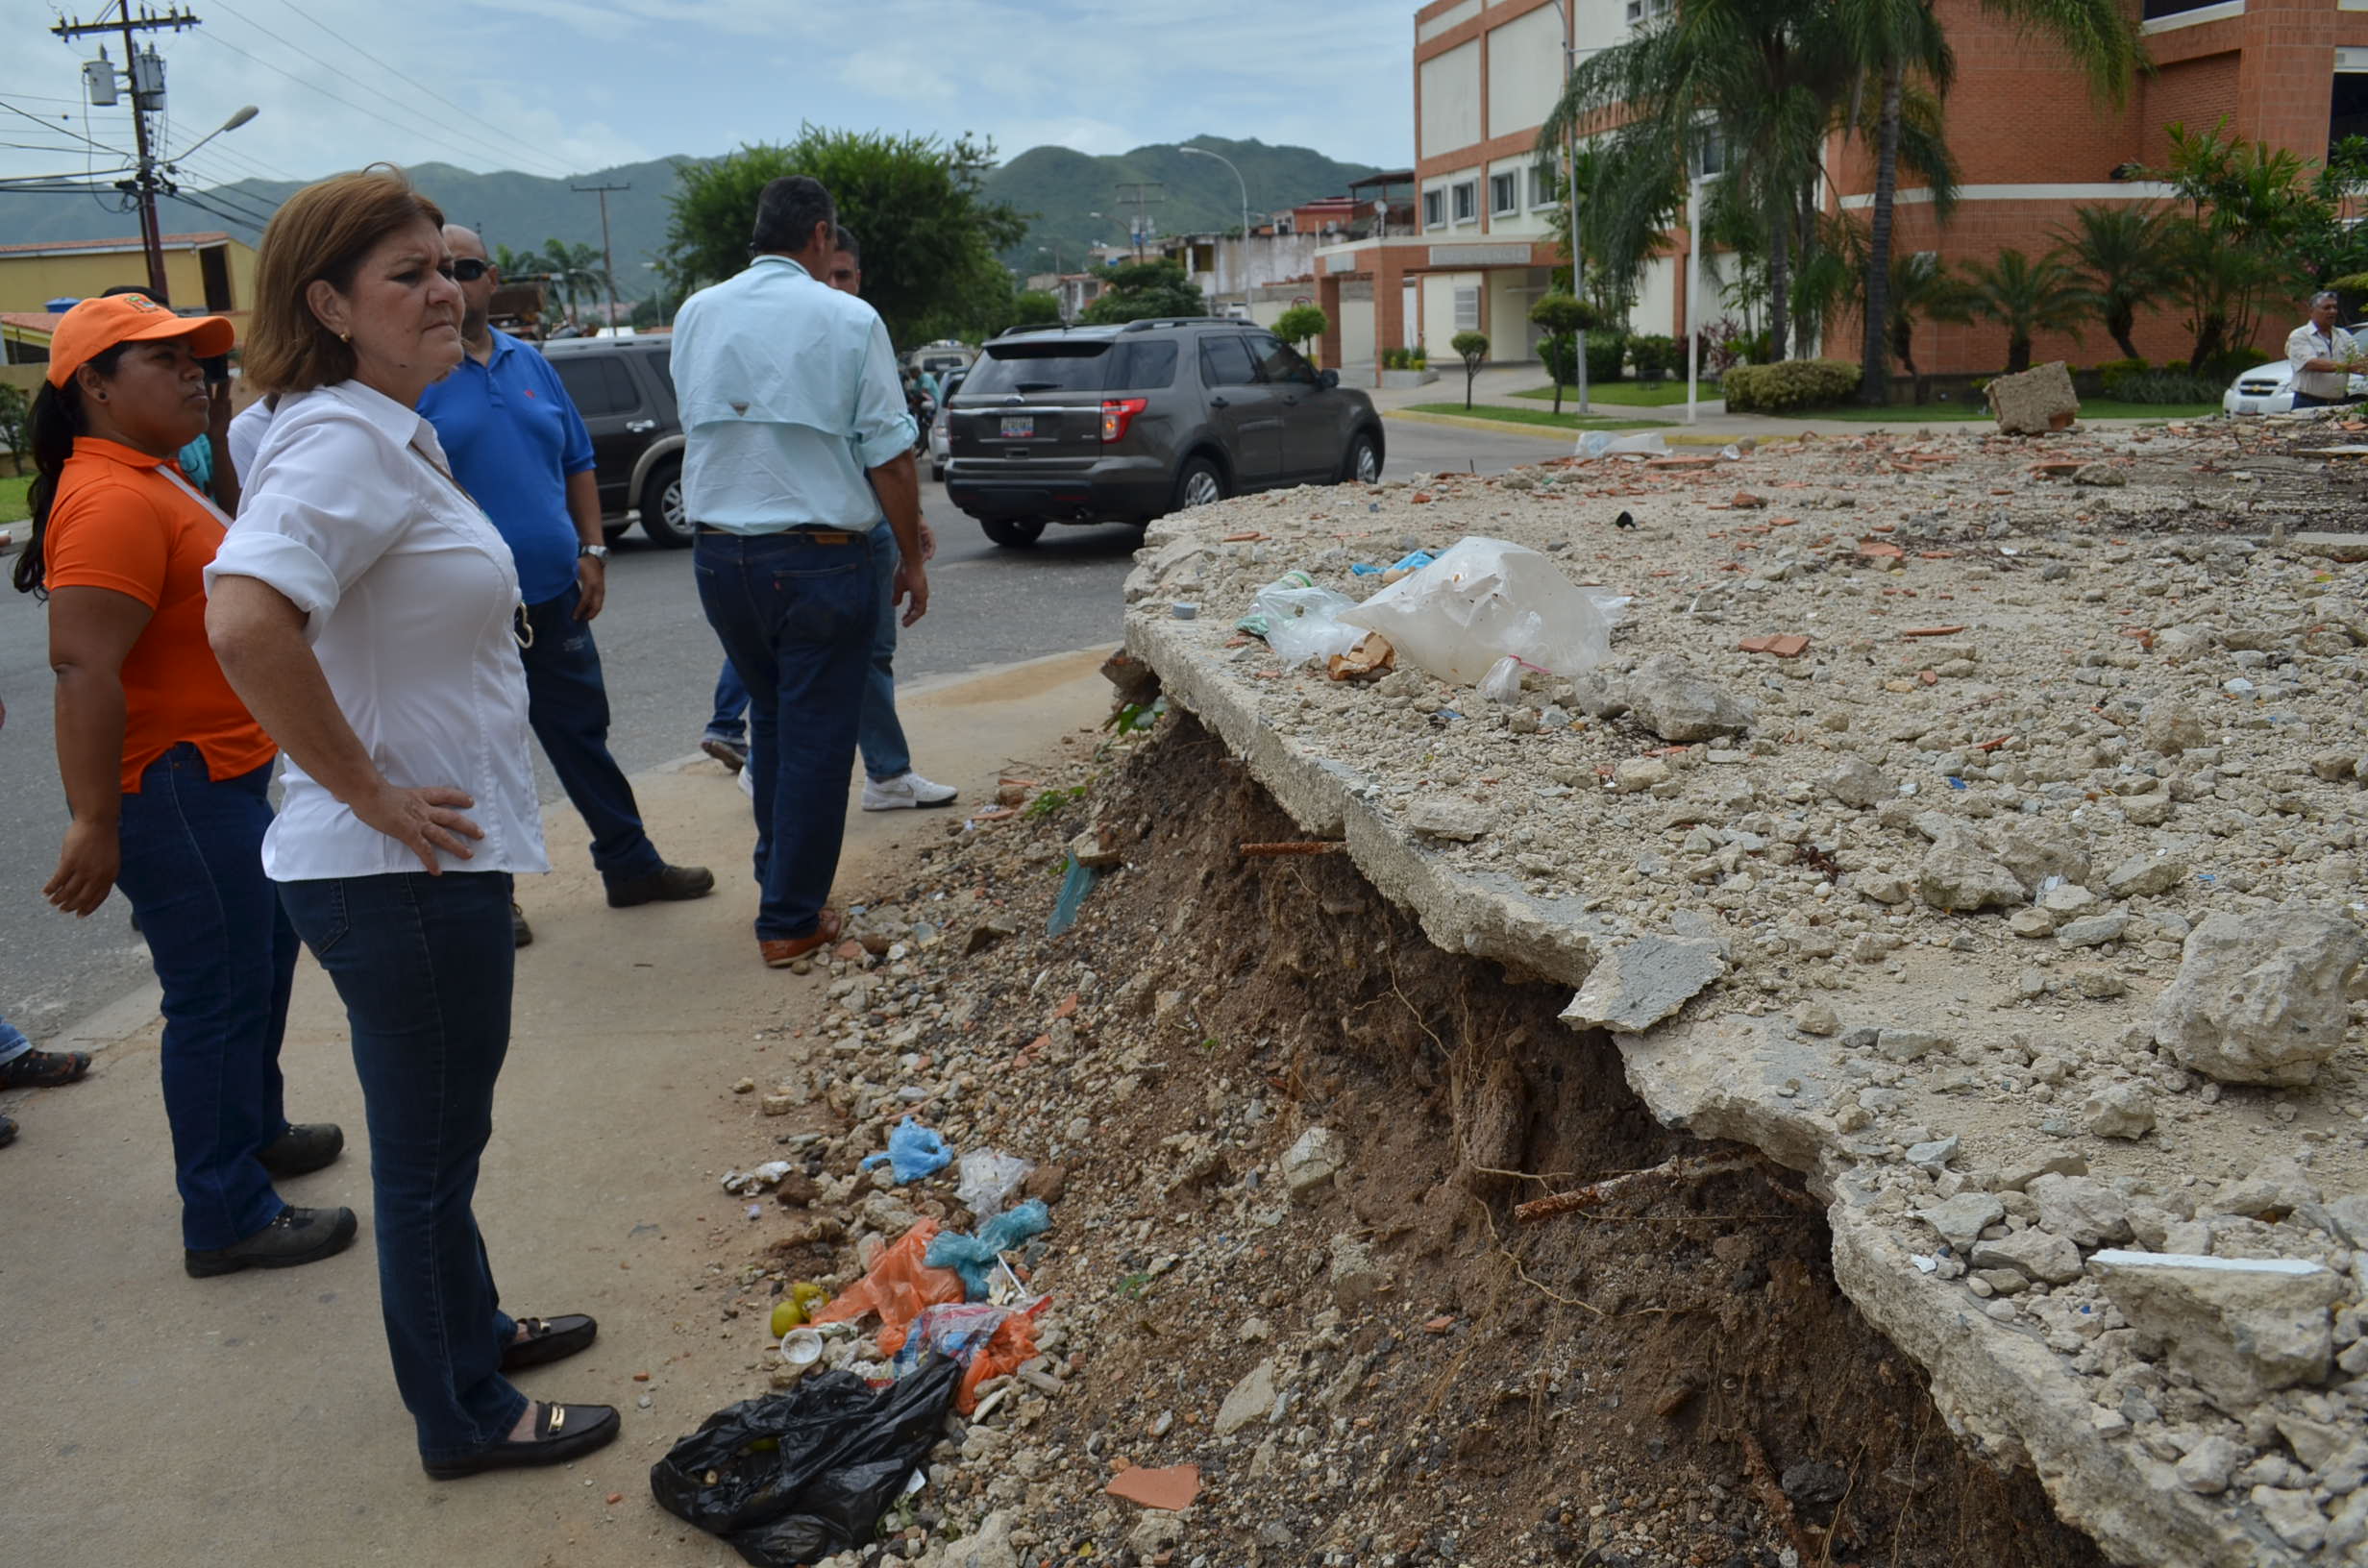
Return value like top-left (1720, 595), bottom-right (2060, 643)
top-left (2050, 205), bottom-right (2177, 362)
top-left (1849, 0), bottom-right (2140, 404)
top-left (540, 238), bottom-right (609, 327)
top-left (1956, 247), bottom-right (2086, 372)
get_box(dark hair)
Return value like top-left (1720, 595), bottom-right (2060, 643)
top-left (11, 343), bottom-right (128, 598)
top-left (833, 226), bottom-right (861, 264)
top-left (752, 176), bottom-right (835, 256)
top-left (246, 164), bottom-right (446, 394)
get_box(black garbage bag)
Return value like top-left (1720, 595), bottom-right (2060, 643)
top-left (649, 1360), bottom-right (960, 1567)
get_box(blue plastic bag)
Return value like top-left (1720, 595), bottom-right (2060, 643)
top-left (925, 1199), bottom-right (1051, 1300)
top-left (859, 1118), bottom-right (952, 1185)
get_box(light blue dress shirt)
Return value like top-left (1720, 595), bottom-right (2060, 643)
top-left (672, 255), bottom-right (917, 531)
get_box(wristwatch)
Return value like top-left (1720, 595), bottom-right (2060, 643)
top-left (579, 545), bottom-right (610, 561)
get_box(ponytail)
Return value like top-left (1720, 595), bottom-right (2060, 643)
top-left (11, 345), bottom-right (124, 599)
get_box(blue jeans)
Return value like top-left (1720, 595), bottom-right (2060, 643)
top-left (706, 521), bottom-right (909, 783)
top-left (0, 1014), bottom-right (29, 1067)
top-left (521, 583), bottom-right (664, 887)
top-left (112, 747), bottom-right (294, 1251)
top-left (693, 528), bottom-right (877, 941)
top-left (278, 870), bottom-right (529, 1463)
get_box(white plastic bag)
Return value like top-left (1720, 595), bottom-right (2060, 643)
top-left (1253, 583), bottom-right (1365, 666)
top-left (1478, 655), bottom-right (1527, 704)
top-left (1341, 536), bottom-right (1612, 686)
top-left (955, 1149), bottom-right (1034, 1218)
top-left (1579, 430), bottom-right (1669, 460)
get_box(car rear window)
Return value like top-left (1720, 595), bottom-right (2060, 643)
top-left (551, 354), bottom-right (639, 416)
top-left (967, 338), bottom-right (1179, 396)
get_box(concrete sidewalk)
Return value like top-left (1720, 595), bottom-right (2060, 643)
top-left (0, 647), bottom-right (1116, 1568)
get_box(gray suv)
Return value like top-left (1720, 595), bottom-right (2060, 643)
top-left (944, 318), bottom-right (1385, 548)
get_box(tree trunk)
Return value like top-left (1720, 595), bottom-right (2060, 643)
top-left (2109, 307), bottom-right (2140, 363)
top-left (1861, 61), bottom-right (1906, 404)
top-left (1766, 196), bottom-right (1791, 365)
top-left (1795, 183), bottom-right (1818, 359)
top-left (2009, 334), bottom-right (2032, 375)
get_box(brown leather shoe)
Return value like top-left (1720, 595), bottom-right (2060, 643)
top-left (759, 909), bottom-right (843, 968)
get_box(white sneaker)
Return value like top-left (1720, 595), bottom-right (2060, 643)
top-left (737, 763), bottom-right (754, 799)
top-left (861, 771), bottom-right (958, 811)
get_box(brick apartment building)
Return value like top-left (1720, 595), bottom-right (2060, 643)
top-left (1316, 0), bottom-right (2368, 379)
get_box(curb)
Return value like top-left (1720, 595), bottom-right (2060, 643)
top-left (1382, 407), bottom-right (1740, 448)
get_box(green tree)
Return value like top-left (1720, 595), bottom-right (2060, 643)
top-left (2049, 204), bottom-right (2177, 362)
top-left (1529, 293), bottom-right (1597, 414)
top-left (661, 128), bottom-right (1027, 347)
top-left (1956, 247), bottom-right (2086, 373)
top-left (1850, 0), bottom-right (2138, 404)
top-left (1273, 304), bottom-right (1328, 360)
top-left (2146, 119), bottom-right (2331, 370)
top-left (542, 238), bottom-right (608, 326)
top-left (0, 381), bottom-right (29, 468)
top-left (1009, 290), bottom-right (1063, 328)
top-left (1079, 260), bottom-right (1205, 325)
top-left (1450, 331), bottom-right (1490, 409)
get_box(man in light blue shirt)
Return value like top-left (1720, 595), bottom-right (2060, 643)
top-left (673, 175), bottom-right (929, 968)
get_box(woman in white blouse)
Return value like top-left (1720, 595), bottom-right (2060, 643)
top-left (206, 166), bottom-right (618, 1480)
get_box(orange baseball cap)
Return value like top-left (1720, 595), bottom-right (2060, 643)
top-left (46, 293), bottom-right (236, 388)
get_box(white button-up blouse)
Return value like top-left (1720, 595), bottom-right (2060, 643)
top-left (207, 379), bottom-right (550, 881)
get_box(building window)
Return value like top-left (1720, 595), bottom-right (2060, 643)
top-left (1625, 0), bottom-right (1671, 26)
top-left (1422, 189), bottom-right (1445, 229)
top-left (1490, 173), bottom-right (1518, 216)
top-left (2141, 0), bottom-right (2229, 14)
top-left (1692, 128), bottom-right (1728, 180)
top-left (1452, 181), bottom-right (1477, 223)
top-left (2337, 69), bottom-right (2368, 154)
top-left (1453, 286), bottom-right (1480, 332)
top-left (1528, 163), bottom-right (1556, 208)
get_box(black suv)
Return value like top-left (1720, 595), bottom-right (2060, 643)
top-left (539, 336), bottom-right (688, 548)
top-left (944, 318), bottom-right (1384, 547)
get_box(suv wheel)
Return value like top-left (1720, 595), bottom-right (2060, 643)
top-left (1174, 455), bottom-right (1226, 509)
top-left (981, 518), bottom-right (1045, 548)
top-left (638, 457), bottom-right (690, 549)
top-left (1340, 430), bottom-right (1382, 485)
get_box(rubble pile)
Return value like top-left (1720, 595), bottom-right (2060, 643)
top-left (1113, 418), bottom-right (2368, 1567)
top-left (685, 716), bottom-right (2102, 1568)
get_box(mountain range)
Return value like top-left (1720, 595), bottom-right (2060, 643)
top-left (0, 135), bottom-right (1379, 302)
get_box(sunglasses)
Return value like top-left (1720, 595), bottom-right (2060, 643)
top-left (451, 258), bottom-right (490, 282)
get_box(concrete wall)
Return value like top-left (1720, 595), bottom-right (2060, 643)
top-left (1418, 37), bottom-right (1482, 157)
top-left (1338, 291), bottom-right (1376, 369)
top-left (0, 241), bottom-right (256, 317)
top-left (1486, 4), bottom-right (1565, 135)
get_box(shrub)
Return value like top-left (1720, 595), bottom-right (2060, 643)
top-left (1585, 328), bottom-right (1628, 383)
top-left (2093, 356), bottom-right (2149, 397)
top-left (1629, 333), bottom-right (1680, 379)
top-left (1273, 304), bottom-right (1327, 355)
top-left (1410, 348), bottom-right (1428, 370)
top-left (2110, 370), bottom-right (2224, 404)
top-left (1381, 347), bottom-right (1410, 370)
top-left (1719, 358), bottom-right (1862, 412)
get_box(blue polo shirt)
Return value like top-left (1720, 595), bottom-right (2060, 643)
top-left (417, 328), bottom-right (596, 605)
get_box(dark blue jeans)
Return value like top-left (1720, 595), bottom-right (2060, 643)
top-left (278, 870), bottom-right (529, 1463)
top-left (706, 659), bottom-right (750, 747)
top-left (521, 583), bottom-right (664, 887)
top-left (693, 528), bottom-right (877, 941)
top-left (857, 521), bottom-right (912, 783)
top-left (112, 747), bottom-right (293, 1251)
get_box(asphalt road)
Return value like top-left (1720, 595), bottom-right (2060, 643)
top-left (0, 416), bottom-right (1563, 1038)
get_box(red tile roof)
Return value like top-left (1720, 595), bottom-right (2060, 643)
top-left (0, 310), bottom-right (62, 335)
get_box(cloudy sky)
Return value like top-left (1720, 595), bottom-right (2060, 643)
top-left (0, 0), bottom-right (1416, 192)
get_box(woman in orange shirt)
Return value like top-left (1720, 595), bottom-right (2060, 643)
top-left (12, 294), bottom-right (353, 1278)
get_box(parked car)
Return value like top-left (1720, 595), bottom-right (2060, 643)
top-left (943, 318), bottom-right (1385, 548)
top-left (927, 366), bottom-right (966, 480)
top-left (2221, 328), bottom-right (2368, 415)
top-left (904, 339), bottom-right (974, 382)
top-left (539, 336), bottom-right (688, 547)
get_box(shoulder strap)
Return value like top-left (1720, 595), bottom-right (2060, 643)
top-left (153, 463), bottom-right (234, 527)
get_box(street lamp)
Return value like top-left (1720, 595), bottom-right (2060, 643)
top-left (1685, 148), bottom-right (1721, 426)
top-left (1179, 145), bottom-right (1249, 302)
top-left (1542, 1), bottom-right (1589, 419)
top-left (172, 104), bottom-right (257, 164)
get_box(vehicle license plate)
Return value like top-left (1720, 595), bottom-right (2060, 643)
top-left (2237, 400), bottom-right (2259, 415)
top-left (999, 415), bottom-right (1035, 438)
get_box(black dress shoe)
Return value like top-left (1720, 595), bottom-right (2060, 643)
top-left (511, 901), bottom-right (533, 948)
top-left (258, 1123), bottom-right (344, 1178)
top-left (185, 1205), bottom-right (358, 1278)
top-left (605, 863), bottom-right (716, 908)
top-left (422, 1401), bottom-right (620, 1480)
top-left (502, 1313), bottom-right (599, 1372)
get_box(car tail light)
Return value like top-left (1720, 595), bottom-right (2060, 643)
top-left (1100, 397), bottom-right (1148, 443)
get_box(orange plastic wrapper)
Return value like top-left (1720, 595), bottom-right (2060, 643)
top-left (953, 1311), bottom-right (1039, 1415)
top-left (809, 1220), bottom-right (966, 1356)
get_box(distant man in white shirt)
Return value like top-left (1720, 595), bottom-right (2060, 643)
top-left (671, 176), bottom-right (928, 968)
top-left (2286, 290), bottom-right (2361, 408)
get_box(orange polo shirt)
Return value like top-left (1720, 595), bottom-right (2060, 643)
top-left (43, 437), bottom-right (277, 795)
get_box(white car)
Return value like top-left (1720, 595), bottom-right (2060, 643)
top-left (2222, 327), bottom-right (2368, 414)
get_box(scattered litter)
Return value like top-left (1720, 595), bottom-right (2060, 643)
top-left (809, 1221), bottom-right (967, 1355)
top-left (925, 1199), bottom-right (1052, 1301)
top-left (1341, 536), bottom-right (1616, 684)
top-left (1047, 857), bottom-right (1105, 937)
top-left (1579, 429), bottom-right (1670, 460)
top-left (1325, 630), bottom-right (1396, 682)
top-left (723, 1161), bottom-right (796, 1195)
top-left (860, 1118), bottom-right (952, 1184)
top-left (954, 1149), bottom-right (1035, 1219)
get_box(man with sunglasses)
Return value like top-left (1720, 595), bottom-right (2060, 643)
top-left (416, 226), bottom-right (713, 943)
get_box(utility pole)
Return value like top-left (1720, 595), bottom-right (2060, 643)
top-left (573, 181), bottom-right (629, 334)
top-left (54, 3), bottom-right (203, 303)
top-left (1113, 181), bottom-right (1166, 260)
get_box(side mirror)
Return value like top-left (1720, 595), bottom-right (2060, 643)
top-left (1318, 369), bottom-right (1340, 390)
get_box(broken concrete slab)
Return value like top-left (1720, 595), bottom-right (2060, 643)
top-left (1215, 1359), bottom-right (1279, 1435)
top-left (2152, 908), bottom-right (2368, 1086)
top-left (1986, 361), bottom-right (2081, 435)
top-left (2288, 531), bottom-right (2368, 563)
top-left (1560, 934), bottom-right (1727, 1034)
top-left (1624, 653), bottom-right (1752, 743)
top-left (1917, 826), bottom-right (2026, 912)
top-left (1281, 1126), bottom-right (1344, 1196)
top-left (2089, 1251), bottom-right (2345, 1409)
top-left (1405, 796), bottom-right (1492, 842)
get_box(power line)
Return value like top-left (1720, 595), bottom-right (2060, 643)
top-left (0, 95), bottom-right (121, 153)
top-left (252, 0), bottom-right (578, 179)
top-left (185, 27), bottom-right (513, 173)
top-left (202, 2), bottom-right (576, 180)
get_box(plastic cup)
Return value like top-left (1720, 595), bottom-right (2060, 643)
top-left (779, 1327), bottom-right (824, 1370)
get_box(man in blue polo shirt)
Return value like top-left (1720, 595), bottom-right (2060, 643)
top-left (420, 225), bottom-right (712, 942)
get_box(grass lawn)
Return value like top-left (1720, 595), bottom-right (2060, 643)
top-left (1798, 399), bottom-right (2222, 424)
top-left (1405, 403), bottom-right (1665, 432)
top-left (1512, 380), bottom-right (1697, 407)
top-left (0, 475), bottom-right (28, 526)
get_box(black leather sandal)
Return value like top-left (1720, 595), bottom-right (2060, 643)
top-left (422, 1401), bottom-right (620, 1480)
top-left (501, 1313), bottom-right (599, 1371)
